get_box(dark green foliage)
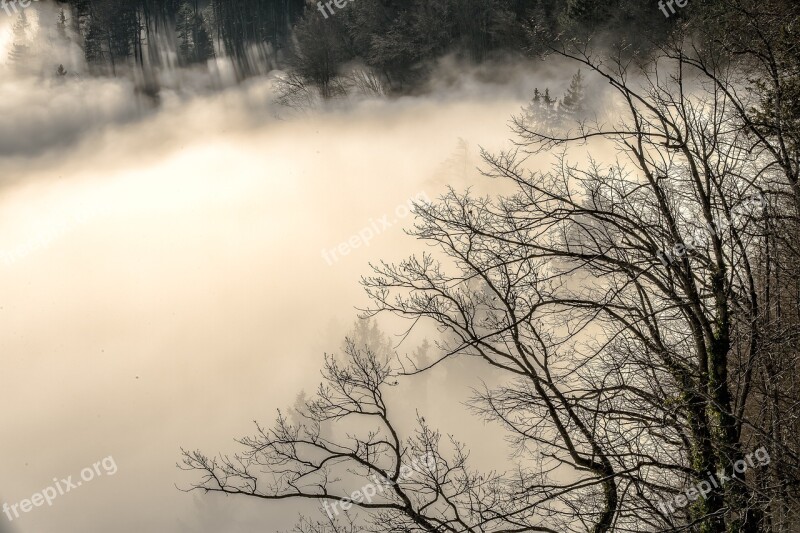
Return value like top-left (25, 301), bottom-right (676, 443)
top-left (564, 0), bottom-right (616, 29)
top-left (82, 21), bottom-right (104, 64)
top-left (176, 0), bottom-right (214, 65)
top-left (290, 5), bottom-right (350, 98)
top-left (54, 0), bottom-right (691, 90)
top-left (74, 0), bottom-right (142, 73)
top-left (211, 0), bottom-right (304, 77)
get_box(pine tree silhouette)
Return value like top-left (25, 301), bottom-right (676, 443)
top-left (560, 70), bottom-right (586, 121)
top-left (56, 8), bottom-right (69, 43)
top-left (8, 10), bottom-right (32, 68)
top-left (524, 87), bottom-right (558, 127)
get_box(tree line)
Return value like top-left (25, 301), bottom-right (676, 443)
top-left (30, 0), bottom-right (675, 88)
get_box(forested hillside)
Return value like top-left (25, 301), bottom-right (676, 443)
top-left (48, 0), bottom-right (674, 90)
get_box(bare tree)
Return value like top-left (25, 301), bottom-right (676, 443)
top-left (181, 27), bottom-right (800, 533)
top-left (182, 337), bottom-right (559, 532)
top-left (360, 35), bottom-right (799, 530)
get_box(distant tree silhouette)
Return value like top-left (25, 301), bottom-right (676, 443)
top-left (523, 87), bottom-right (559, 129)
top-left (56, 8), bottom-right (69, 43)
top-left (7, 11), bottom-right (32, 69)
top-left (559, 69), bottom-right (586, 121)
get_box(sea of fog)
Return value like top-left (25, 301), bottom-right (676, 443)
top-left (0, 13), bottom-right (585, 531)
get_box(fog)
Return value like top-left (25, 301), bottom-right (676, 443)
top-left (0, 4), bottom-right (611, 531)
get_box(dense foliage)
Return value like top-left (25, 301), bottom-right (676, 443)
top-left (47, 0), bottom-right (674, 87)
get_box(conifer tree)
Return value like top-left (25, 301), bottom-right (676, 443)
top-left (57, 8), bottom-right (69, 43)
top-left (560, 70), bottom-right (586, 120)
top-left (524, 87), bottom-right (558, 126)
top-left (8, 10), bottom-right (32, 68)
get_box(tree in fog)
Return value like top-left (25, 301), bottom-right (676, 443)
top-left (289, 7), bottom-right (349, 99)
top-left (683, 1), bottom-right (800, 529)
top-left (179, 2), bottom-right (799, 532)
top-left (78, 0), bottom-right (143, 74)
top-left (56, 8), bottom-right (69, 43)
top-left (523, 87), bottom-right (558, 131)
top-left (558, 70), bottom-right (586, 120)
top-left (7, 11), bottom-right (32, 68)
